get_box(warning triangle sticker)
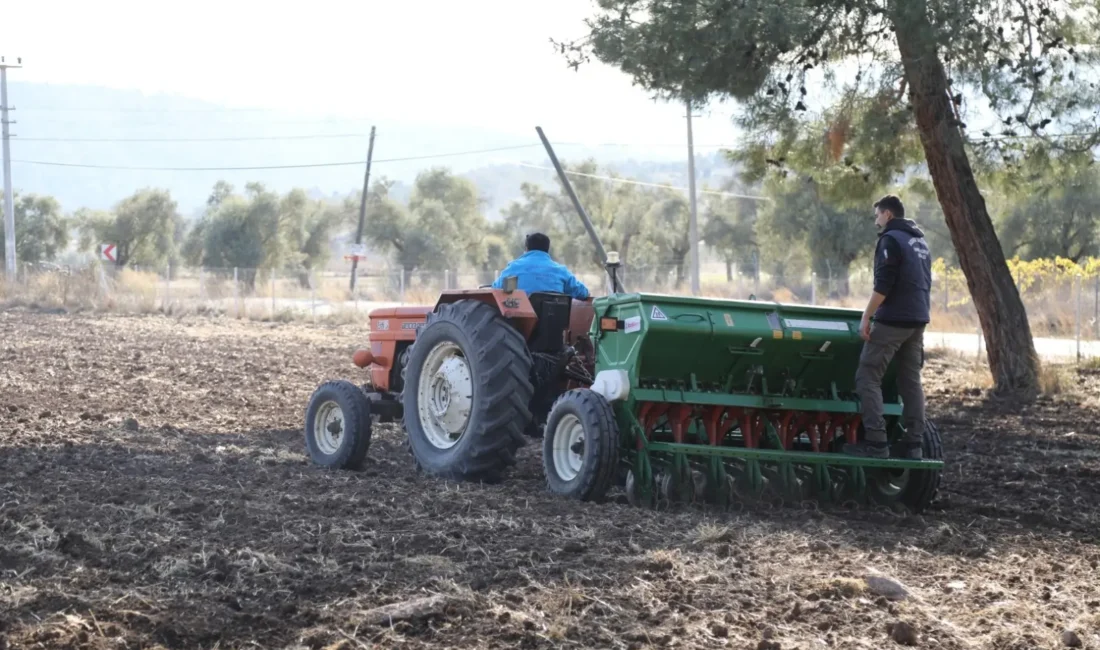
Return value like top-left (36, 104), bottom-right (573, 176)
top-left (650, 306), bottom-right (668, 321)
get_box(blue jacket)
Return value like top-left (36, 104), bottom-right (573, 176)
top-left (491, 250), bottom-right (590, 300)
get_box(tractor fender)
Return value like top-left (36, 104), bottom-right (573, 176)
top-left (433, 289), bottom-right (538, 339)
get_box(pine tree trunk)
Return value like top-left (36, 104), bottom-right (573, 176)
top-left (892, 1), bottom-right (1040, 398)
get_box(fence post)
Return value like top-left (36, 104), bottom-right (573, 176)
top-left (310, 269), bottom-right (316, 320)
top-left (445, 269), bottom-right (450, 291)
top-left (1076, 273), bottom-right (1082, 363)
top-left (753, 253), bottom-right (760, 297)
top-left (97, 263), bottom-right (109, 301)
top-left (811, 272), bottom-right (817, 305)
top-left (233, 267), bottom-right (240, 318)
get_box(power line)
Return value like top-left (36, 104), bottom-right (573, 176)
top-left (11, 131), bottom-right (741, 148)
top-left (20, 106), bottom-right (290, 113)
top-left (16, 133), bottom-right (370, 142)
top-left (11, 143), bottom-right (547, 171)
top-left (19, 115), bottom-right (377, 127)
top-left (11, 159), bottom-right (364, 171)
top-left (511, 162), bottom-right (772, 201)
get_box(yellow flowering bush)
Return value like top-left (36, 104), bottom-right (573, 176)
top-left (932, 256), bottom-right (1099, 309)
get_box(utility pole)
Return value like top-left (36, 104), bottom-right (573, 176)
top-left (349, 126), bottom-right (376, 292)
top-left (1, 57), bottom-right (21, 280)
top-left (685, 99), bottom-right (700, 296)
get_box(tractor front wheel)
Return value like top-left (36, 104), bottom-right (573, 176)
top-left (402, 299), bottom-right (534, 483)
top-left (542, 389), bottom-right (620, 502)
top-left (304, 380), bottom-right (373, 470)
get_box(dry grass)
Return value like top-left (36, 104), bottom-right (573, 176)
top-left (926, 344), bottom-right (1089, 399)
top-left (1039, 364), bottom-right (1074, 396)
top-left (925, 345), bottom-right (995, 391)
top-left (1080, 355), bottom-right (1100, 371)
top-left (7, 266), bottom-right (1100, 354)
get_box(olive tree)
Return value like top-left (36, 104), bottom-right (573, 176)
top-left (555, 0), bottom-right (1100, 398)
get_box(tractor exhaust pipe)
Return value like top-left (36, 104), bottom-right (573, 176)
top-left (535, 126), bottom-right (626, 295)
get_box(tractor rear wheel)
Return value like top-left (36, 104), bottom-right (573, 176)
top-left (867, 418), bottom-right (944, 513)
top-left (542, 389), bottom-right (620, 502)
top-left (402, 299), bottom-right (534, 483)
top-left (304, 380), bottom-right (373, 470)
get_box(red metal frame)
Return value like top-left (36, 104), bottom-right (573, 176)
top-left (353, 290), bottom-right (598, 393)
top-left (633, 401), bottom-right (864, 453)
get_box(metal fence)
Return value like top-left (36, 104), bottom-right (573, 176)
top-left (3, 259), bottom-right (1098, 363)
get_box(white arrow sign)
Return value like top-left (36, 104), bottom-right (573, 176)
top-left (99, 243), bottom-right (116, 263)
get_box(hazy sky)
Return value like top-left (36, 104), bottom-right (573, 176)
top-left (5, 0), bottom-right (742, 148)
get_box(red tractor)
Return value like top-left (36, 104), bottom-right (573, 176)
top-left (304, 127), bottom-right (623, 484)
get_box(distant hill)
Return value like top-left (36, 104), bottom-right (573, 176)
top-left (5, 82), bottom-right (742, 217)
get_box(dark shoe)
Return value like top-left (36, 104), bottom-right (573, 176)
top-left (892, 441), bottom-right (923, 460)
top-left (842, 440), bottom-right (889, 458)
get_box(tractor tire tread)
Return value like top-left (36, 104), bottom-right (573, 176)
top-left (304, 379), bottom-right (373, 471)
top-left (905, 418), bottom-right (943, 513)
top-left (403, 299), bottom-right (534, 484)
top-left (543, 388), bottom-right (620, 502)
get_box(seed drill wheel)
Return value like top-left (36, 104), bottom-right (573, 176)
top-left (402, 299), bottom-right (534, 483)
top-left (304, 380), bottom-right (373, 470)
top-left (542, 389), bottom-right (620, 502)
top-left (867, 419), bottom-right (944, 513)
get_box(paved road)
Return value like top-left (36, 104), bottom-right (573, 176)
top-left (223, 296), bottom-right (1100, 362)
top-left (925, 330), bottom-right (1099, 362)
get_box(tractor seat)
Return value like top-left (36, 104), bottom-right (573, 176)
top-left (527, 292), bottom-right (573, 354)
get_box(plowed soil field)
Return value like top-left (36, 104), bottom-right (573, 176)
top-left (2, 309), bottom-right (1099, 650)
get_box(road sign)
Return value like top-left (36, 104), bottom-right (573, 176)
top-left (99, 243), bottom-right (116, 263)
top-left (347, 242), bottom-right (367, 258)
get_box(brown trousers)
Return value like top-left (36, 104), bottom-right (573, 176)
top-left (855, 321), bottom-right (926, 444)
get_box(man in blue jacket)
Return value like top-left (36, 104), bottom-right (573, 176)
top-left (844, 195), bottom-right (932, 460)
top-left (492, 233), bottom-right (591, 300)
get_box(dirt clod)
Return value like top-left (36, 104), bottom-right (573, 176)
top-left (865, 573), bottom-right (911, 601)
top-left (890, 621), bottom-right (919, 646)
top-left (1062, 630), bottom-right (1082, 647)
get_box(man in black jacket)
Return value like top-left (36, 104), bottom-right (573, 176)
top-left (844, 195), bottom-right (932, 460)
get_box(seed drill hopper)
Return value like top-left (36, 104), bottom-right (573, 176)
top-left (556, 289), bottom-right (944, 511)
top-left (303, 127), bottom-right (944, 513)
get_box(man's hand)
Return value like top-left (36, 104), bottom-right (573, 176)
top-left (861, 291), bottom-right (887, 342)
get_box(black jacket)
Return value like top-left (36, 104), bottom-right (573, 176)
top-left (873, 218), bottom-right (932, 327)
